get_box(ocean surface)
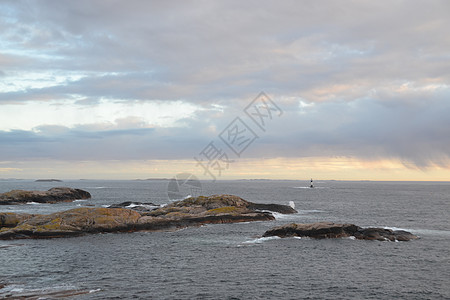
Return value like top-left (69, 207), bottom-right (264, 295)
top-left (0, 180), bottom-right (449, 299)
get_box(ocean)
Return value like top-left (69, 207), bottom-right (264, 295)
top-left (0, 180), bottom-right (449, 299)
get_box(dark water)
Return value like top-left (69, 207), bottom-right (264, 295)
top-left (0, 180), bottom-right (449, 299)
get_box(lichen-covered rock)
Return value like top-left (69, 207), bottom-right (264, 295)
top-left (169, 195), bottom-right (250, 210)
top-left (166, 194), bottom-right (297, 214)
top-left (0, 194), bottom-right (285, 239)
top-left (0, 187), bottom-right (91, 205)
top-left (0, 208), bottom-right (141, 239)
top-left (263, 222), bottom-right (418, 241)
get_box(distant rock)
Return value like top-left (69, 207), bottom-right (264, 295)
top-left (263, 222), bottom-right (418, 241)
top-left (0, 194), bottom-right (293, 239)
top-left (35, 179), bottom-right (63, 182)
top-left (0, 187), bottom-right (91, 205)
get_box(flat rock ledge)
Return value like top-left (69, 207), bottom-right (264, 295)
top-left (0, 187), bottom-right (91, 205)
top-left (263, 222), bottom-right (418, 241)
top-left (0, 194), bottom-right (295, 239)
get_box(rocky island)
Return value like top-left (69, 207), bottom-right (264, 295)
top-left (263, 222), bottom-right (418, 241)
top-left (35, 179), bottom-right (63, 182)
top-left (0, 187), bottom-right (91, 205)
top-left (0, 194), bottom-right (296, 239)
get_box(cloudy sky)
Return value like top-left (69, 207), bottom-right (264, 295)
top-left (1, 0), bottom-right (449, 180)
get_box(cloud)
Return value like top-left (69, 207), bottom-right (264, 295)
top-left (2, 0), bottom-right (449, 102)
top-left (0, 99), bottom-right (201, 131)
top-left (0, 87), bottom-right (449, 170)
top-left (0, 0), bottom-right (449, 176)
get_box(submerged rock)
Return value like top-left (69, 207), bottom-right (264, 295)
top-left (263, 222), bottom-right (419, 241)
top-left (0, 194), bottom-right (292, 239)
top-left (0, 187), bottom-right (91, 205)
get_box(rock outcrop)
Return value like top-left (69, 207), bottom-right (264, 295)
top-left (263, 222), bottom-right (418, 241)
top-left (0, 194), bottom-right (294, 239)
top-left (0, 187), bottom-right (91, 205)
top-left (156, 195), bottom-right (297, 214)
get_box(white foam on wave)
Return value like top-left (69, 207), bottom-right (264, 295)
top-left (168, 195), bottom-right (192, 202)
top-left (271, 212), bottom-right (291, 219)
top-left (267, 211), bottom-right (305, 221)
top-left (126, 204), bottom-right (159, 210)
top-left (89, 288), bottom-right (101, 293)
top-left (243, 236), bottom-right (281, 244)
top-left (74, 199), bottom-right (87, 202)
top-left (91, 187), bottom-right (107, 189)
top-left (26, 202), bottom-right (40, 205)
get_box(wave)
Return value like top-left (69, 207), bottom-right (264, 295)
top-left (270, 212), bottom-right (300, 220)
top-left (126, 203), bottom-right (159, 210)
top-left (73, 199), bottom-right (87, 202)
top-left (242, 236), bottom-right (281, 244)
top-left (25, 202), bottom-right (40, 205)
top-left (265, 209), bottom-right (324, 220)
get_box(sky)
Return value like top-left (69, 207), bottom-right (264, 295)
top-left (0, 0), bottom-right (449, 181)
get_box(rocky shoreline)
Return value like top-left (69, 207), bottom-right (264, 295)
top-left (0, 187), bottom-right (91, 205)
top-left (263, 222), bottom-right (419, 241)
top-left (0, 194), bottom-right (296, 239)
top-left (0, 191), bottom-right (419, 242)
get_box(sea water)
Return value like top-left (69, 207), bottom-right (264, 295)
top-left (0, 180), bottom-right (449, 299)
